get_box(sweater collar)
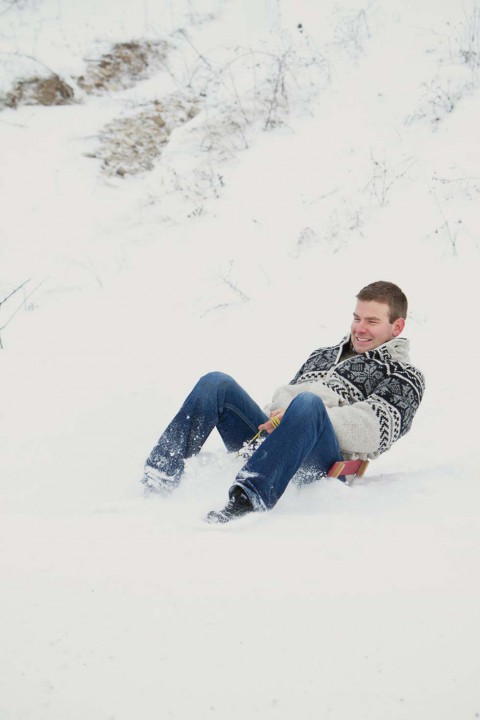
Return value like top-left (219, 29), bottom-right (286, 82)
top-left (339, 334), bottom-right (411, 363)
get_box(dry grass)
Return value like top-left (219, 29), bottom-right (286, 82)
top-left (86, 98), bottom-right (200, 176)
top-left (3, 74), bottom-right (74, 108)
top-left (78, 40), bottom-right (168, 94)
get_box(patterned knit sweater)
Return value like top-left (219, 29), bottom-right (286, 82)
top-left (267, 336), bottom-right (425, 460)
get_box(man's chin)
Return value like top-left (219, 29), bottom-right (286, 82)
top-left (353, 340), bottom-right (373, 353)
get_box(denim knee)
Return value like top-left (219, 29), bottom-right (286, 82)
top-left (196, 371), bottom-right (235, 392)
top-left (288, 392), bottom-right (327, 419)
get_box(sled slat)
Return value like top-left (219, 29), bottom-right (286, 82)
top-left (327, 460), bottom-right (369, 481)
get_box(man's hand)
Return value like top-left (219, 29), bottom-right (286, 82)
top-left (258, 408), bottom-right (285, 434)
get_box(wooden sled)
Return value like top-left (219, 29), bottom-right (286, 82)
top-left (327, 459), bottom-right (369, 485)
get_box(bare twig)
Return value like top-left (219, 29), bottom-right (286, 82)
top-left (365, 151), bottom-right (416, 206)
top-left (200, 302), bottom-right (237, 318)
top-left (0, 51), bottom-right (61, 79)
top-left (227, 64), bottom-right (250, 132)
top-left (432, 193), bottom-right (461, 255)
top-left (458, 2), bottom-right (480, 69)
top-left (177, 29), bottom-right (214, 74)
top-left (216, 260), bottom-right (250, 303)
top-left (0, 277), bottom-right (31, 308)
top-left (67, 256), bottom-right (104, 288)
top-left (264, 51), bottom-right (289, 130)
top-left (0, 277), bottom-right (47, 349)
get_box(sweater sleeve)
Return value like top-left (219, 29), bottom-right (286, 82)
top-left (327, 365), bottom-right (425, 458)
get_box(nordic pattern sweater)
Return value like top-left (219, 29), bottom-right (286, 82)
top-left (267, 336), bottom-right (425, 460)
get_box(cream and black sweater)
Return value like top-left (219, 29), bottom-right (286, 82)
top-left (266, 336), bottom-right (425, 460)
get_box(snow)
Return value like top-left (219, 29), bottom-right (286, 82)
top-left (1, 0), bottom-right (479, 718)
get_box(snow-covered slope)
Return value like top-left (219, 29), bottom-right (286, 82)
top-left (1, 1), bottom-right (479, 718)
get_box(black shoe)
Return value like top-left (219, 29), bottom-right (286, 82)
top-left (205, 488), bottom-right (254, 524)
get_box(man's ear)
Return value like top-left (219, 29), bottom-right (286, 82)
top-left (392, 317), bottom-right (406, 337)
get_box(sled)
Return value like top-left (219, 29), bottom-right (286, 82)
top-left (327, 459), bottom-right (369, 485)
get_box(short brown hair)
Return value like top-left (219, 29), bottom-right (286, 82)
top-left (356, 281), bottom-right (408, 322)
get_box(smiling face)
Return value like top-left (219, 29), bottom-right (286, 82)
top-left (350, 300), bottom-right (405, 353)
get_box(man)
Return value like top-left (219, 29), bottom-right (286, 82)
top-left (142, 281), bottom-right (425, 523)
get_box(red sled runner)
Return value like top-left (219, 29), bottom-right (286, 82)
top-left (327, 459), bottom-right (369, 485)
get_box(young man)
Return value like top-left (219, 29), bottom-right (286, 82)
top-left (142, 281), bottom-right (425, 523)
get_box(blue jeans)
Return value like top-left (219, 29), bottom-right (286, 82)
top-left (146, 371), bottom-right (343, 510)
